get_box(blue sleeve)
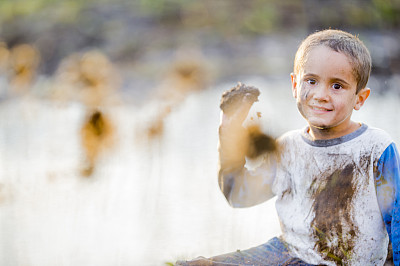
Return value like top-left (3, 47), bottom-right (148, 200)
top-left (375, 142), bottom-right (400, 265)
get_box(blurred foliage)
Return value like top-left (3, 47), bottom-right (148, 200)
top-left (0, 0), bottom-right (399, 34)
top-left (0, 0), bottom-right (81, 22)
top-left (0, 0), bottom-right (398, 76)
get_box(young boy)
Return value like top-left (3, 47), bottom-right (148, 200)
top-left (177, 29), bottom-right (400, 265)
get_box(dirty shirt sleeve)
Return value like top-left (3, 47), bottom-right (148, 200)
top-left (218, 155), bottom-right (277, 208)
top-left (375, 142), bottom-right (400, 265)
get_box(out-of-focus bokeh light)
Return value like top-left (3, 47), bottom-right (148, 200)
top-left (53, 50), bottom-right (121, 106)
top-left (80, 109), bottom-right (115, 177)
top-left (8, 44), bottom-right (40, 94)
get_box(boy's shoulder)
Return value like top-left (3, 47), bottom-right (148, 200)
top-left (276, 127), bottom-right (305, 149)
top-left (277, 124), bottom-right (394, 149)
top-left (278, 128), bottom-right (304, 140)
top-left (277, 127), bottom-right (306, 146)
top-left (362, 125), bottom-right (394, 146)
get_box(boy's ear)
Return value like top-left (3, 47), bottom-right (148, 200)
top-left (290, 73), bottom-right (297, 98)
top-left (354, 87), bottom-right (370, 111)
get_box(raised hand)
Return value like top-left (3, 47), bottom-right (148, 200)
top-left (218, 83), bottom-right (260, 171)
top-left (220, 82), bottom-right (260, 128)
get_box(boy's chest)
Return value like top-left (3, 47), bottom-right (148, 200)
top-left (278, 146), bottom-right (373, 191)
top-left (274, 144), bottom-right (387, 265)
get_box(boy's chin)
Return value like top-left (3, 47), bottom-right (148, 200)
top-left (301, 114), bottom-right (332, 130)
top-left (308, 123), bottom-right (333, 131)
top-left (311, 125), bottom-right (331, 130)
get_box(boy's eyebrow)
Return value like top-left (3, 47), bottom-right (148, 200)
top-left (331, 77), bottom-right (350, 86)
top-left (303, 73), bottom-right (318, 78)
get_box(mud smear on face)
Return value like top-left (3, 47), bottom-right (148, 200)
top-left (296, 87), bottom-right (310, 120)
top-left (302, 87), bottom-right (310, 101)
top-left (310, 163), bottom-right (358, 265)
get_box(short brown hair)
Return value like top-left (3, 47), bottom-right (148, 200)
top-left (294, 29), bottom-right (371, 93)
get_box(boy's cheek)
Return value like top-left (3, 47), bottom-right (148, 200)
top-left (296, 101), bottom-right (306, 117)
top-left (300, 88), bottom-right (310, 101)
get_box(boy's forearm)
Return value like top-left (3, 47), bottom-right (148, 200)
top-left (218, 122), bottom-right (248, 203)
top-left (218, 123), bottom-right (247, 170)
top-left (217, 83), bottom-right (267, 206)
top-left (217, 83), bottom-right (257, 172)
top-left (218, 168), bottom-right (240, 204)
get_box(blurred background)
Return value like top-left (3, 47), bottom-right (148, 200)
top-left (0, 0), bottom-right (399, 265)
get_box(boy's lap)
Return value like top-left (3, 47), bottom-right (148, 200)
top-left (176, 237), bottom-right (315, 266)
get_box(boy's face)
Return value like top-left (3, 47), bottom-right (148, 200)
top-left (291, 45), bottom-right (370, 139)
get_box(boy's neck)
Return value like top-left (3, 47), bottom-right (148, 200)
top-left (307, 121), bottom-right (361, 140)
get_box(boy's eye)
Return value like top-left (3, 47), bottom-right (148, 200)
top-left (332, 83), bottom-right (342, 90)
top-left (307, 79), bottom-right (316, 85)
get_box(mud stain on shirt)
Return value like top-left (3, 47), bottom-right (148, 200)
top-left (310, 163), bottom-right (358, 265)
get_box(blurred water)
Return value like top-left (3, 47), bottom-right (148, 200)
top-left (0, 76), bottom-right (398, 266)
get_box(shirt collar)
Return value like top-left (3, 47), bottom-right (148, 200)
top-left (301, 123), bottom-right (368, 147)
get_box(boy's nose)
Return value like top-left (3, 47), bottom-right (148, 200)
top-left (312, 86), bottom-right (330, 102)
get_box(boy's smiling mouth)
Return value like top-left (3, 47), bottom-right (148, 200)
top-left (310, 105), bottom-right (333, 112)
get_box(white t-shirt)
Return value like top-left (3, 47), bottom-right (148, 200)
top-left (220, 124), bottom-right (399, 265)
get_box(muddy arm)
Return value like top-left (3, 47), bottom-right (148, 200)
top-left (218, 112), bottom-right (276, 207)
top-left (217, 83), bottom-right (276, 207)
